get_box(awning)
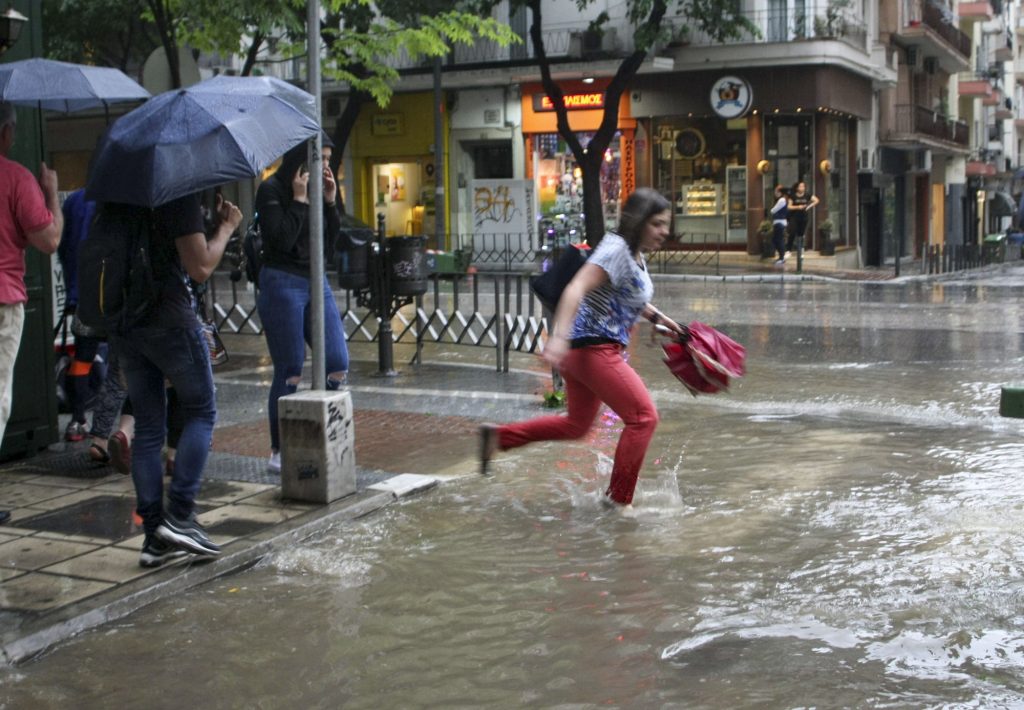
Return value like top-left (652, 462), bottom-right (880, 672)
top-left (989, 191), bottom-right (1016, 217)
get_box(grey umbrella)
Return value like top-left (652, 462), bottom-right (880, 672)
top-left (0, 58), bottom-right (150, 113)
top-left (86, 75), bottom-right (320, 207)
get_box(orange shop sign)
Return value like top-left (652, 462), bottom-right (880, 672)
top-left (532, 92), bottom-right (605, 112)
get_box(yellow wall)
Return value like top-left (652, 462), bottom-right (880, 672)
top-left (350, 92), bottom-right (447, 231)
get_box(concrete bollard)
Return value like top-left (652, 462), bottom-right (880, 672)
top-left (1000, 386), bottom-right (1024, 419)
top-left (278, 390), bottom-right (356, 503)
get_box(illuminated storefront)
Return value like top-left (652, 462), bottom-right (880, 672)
top-left (631, 67), bottom-right (866, 254)
top-left (520, 80), bottom-right (636, 241)
top-left (347, 92), bottom-right (444, 240)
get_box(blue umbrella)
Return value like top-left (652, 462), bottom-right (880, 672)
top-left (0, 58), bottom-right (150, 112)
top-left (86, 75), bottom-right (320, 207)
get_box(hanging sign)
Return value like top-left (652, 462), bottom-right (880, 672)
top-left (709, 76), bottom-right (753, 119)
top-left (371, 113), bottom-right (405, 136)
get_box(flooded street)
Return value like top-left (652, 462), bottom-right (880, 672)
top-left (3, 270), bottom-right (1024, 708)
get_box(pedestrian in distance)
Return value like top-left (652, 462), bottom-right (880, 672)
top-left (101, 192), bottom-right (242, 566)
top-left (254, 136), bottom-right (349, 474)
top-left (0, 101), bottom-right (63, 526)
top-left (56, 187), bottom-right (101, 443)
top-left (786, 180), bottom-right (819, 255)
top-left (58, 187), bottom-right (136, 467)
top-left (478, 188), bottom-right (688, 512)
top-left (770, 184), bottom-right (789, 266)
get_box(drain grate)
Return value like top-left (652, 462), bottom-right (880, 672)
top-left (5, 450), bottom-right (114, 479)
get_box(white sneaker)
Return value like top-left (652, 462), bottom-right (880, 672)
top-left (268, 451), bottom-right (281, 473)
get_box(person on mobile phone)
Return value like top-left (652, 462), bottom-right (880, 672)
top-left (253, 134), bottom-right (350, 473)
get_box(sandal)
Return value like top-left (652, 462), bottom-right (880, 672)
top-left (478, 424), bottom-right (499, 476)
top-left (88, 442), bottom-right (110, 464)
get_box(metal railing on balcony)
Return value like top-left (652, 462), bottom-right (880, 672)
top-left (910, 1), bottom-right (973, 57)
top-left (667, 3), bottom-right (867, 52)
top-left (887, 104), bottom-right (970, 146)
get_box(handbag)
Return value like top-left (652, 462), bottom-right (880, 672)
top-left (529, 243), bottom-right (591, 311)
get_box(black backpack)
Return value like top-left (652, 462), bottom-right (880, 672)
top-left (76, 208), bottom-right (161, 336)
top-left (241, 214), bottom-right (263, 287)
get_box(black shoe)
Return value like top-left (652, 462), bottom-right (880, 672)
top-left (139, 535), bottom-right (188, 568)
top-left (156, 511), bottom-right (221, 557)
top-left (0, 510), bottom-right (10, 525)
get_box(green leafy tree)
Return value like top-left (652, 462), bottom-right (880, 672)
top-left (42, 0), bottom-right (158, 75)
top-left (517, 0), bottom-right (756, 244)
top-left (317, 1), bottom-right (520, 166)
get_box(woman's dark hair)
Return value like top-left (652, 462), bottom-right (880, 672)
top-left (617, 188), bottom-right (671, 253)
top-left (276, 131), bottom-right (336, 187)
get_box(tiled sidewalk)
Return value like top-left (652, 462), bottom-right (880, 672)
top-left (0, 404), bottom-right (485, 665)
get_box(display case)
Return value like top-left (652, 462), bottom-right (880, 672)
top-left (678, 182), bottom-right (723, 216)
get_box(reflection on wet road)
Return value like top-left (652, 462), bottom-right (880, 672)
top-left (3, 271), bottom-right (1024, 708)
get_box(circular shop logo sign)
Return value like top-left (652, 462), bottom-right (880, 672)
top-left (710, 76), bottom-right (752, 119)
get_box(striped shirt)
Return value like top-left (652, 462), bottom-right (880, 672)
top-left (568, 232), bottom-right (653, 346)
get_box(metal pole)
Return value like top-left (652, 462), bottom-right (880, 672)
top-left (375, 213), bottom-right (396, 376)
top-left (308, 0), bottom-right (326, 389)
top-left (432, 58), bottom-right (445, 250)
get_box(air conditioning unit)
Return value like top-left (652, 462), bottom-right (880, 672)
top-left (905, 47), bottom-right (923, 73)
top-left (916, 150), bottom-right (932, 172)
top-left (858, 148), bottom-right (876, 171)
top-left (923, 57), bottom-right (938, 75)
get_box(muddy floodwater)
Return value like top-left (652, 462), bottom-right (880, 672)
top-left (3, 272), bottom-right (1024, 708)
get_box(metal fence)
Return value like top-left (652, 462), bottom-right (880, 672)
top-left (921, 243), bottom-right (987, 275)
top-left (208, 238), bottom-right (722, 371)
top-left (208, 269), bottom-right (548, 372)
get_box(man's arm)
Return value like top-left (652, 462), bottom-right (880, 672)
top-left (25, 162), bottom-right (62, 254)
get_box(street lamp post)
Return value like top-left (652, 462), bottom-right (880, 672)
top-left (0, 6), bottom-right (27, 56)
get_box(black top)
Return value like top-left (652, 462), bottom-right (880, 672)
top-left (255, 171), bottom-right (342, 279)
top-left (788, 193), bottom-right (813, 229)
top-left (104, 194), bottom-right (205, 329)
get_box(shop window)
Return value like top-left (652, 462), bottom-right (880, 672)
top-left (825, 119), bottom-right (849, 244)
top-left (534, 132), bottom-right (621, 238)
top-left (651, 117), bottom-right (746, 244)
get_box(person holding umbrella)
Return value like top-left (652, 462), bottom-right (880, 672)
top-left (478, 188), bottom-right (687, 511)
top-left (255, 136), bottom-right (348, 473)
top-left (85, 75), bottom-right (320, 563)
top-left (0, 101), bottom-right (63, 526)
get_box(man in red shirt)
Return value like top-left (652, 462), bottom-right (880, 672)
top-left (0, 101), bottom-right (63, 525)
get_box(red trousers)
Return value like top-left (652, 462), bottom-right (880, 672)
top-left (497, 343), bottom-right (658, 504)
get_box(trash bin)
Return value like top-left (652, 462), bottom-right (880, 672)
top-left (387, 236), bottom-right (428, 296)
top-left (336, 214), bottom-right (374, 291)
top-left (1006, 231), bottom-right (1024, 262)
top-left (983, 233), bottom-right (1006, 263)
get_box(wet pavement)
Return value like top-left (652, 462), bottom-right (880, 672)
top-left (1, 259), bottom-right (1023, 689)
top-left (0, 334), bottom-right (551, 665)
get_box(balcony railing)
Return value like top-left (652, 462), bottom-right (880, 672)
top-left (887, 104), bottom-right (969, 146)
top-left (903, 1), bottom-right (973, 57)
top-left (668, 3), bottom-right (867, 52)
top-left (312, 2), bottom-right (870, 75)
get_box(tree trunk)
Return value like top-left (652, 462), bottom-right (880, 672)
top-left (580, 153), bottom-right (605, 241)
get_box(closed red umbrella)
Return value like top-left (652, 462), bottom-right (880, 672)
top-left (661, 321), bottom-right (745, 396)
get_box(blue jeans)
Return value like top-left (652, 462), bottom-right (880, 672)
top-left (113, 326), bottom-right (216, 535)
top-left (257, 267), bottom-right (349, 452)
